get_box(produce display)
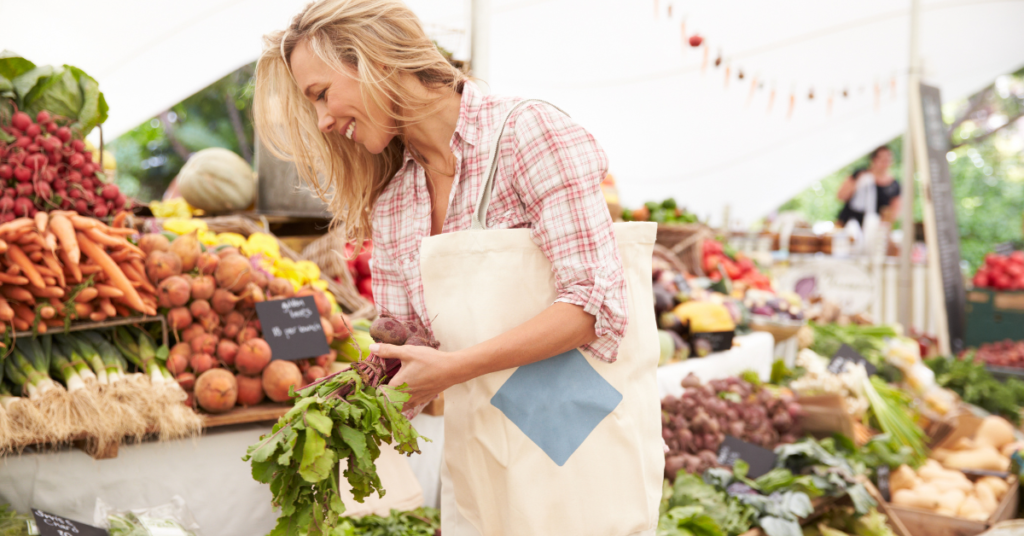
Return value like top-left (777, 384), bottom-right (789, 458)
top-left (968, 339), bottom-right (1024, 369)
top-left (622, 197), bottom-right (698, 223)
top-left (926, 354), bottom-right (1024, 424)
top-left (702, 239), bottom-right (771, 291)
top-left (0, 327), bottom-right (200, 451)
top-left (971, 251), bottom-right (1024, 291)
top-left (891, 415), bottom-right (1018, 521)
top-left (245, 314), bottom-right (436, 533)
top-left (661, 373), bottom-right (803, 478)
top-left (134, 228), bottom-right (352, 413)
top-left (0, 54), bottom-right (132, 219)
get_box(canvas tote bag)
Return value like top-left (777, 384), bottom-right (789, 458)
top-left (419, 100), bottom-right (663, 535)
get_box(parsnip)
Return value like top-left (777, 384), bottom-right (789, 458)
top-left (936, 489), bottom-right (966, 517)
top-left (974, 416), bottom-right (1015, 450)
top-left (977, 476), bottom-right (1010, 500)
top-left (958, 496), bottom-right (988, 521)
top-left (893, 488), bottom-right (939, 510)
top-left (943, 446), bottom-right (1010, 472)
top-left (975, 484), bottom-right (998, 515)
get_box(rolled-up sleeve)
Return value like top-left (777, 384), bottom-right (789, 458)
top-left (509, 103), bottom-right (628, 362)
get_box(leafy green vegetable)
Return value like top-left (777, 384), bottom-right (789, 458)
top-left (862, 377), bottom-right (928, 464)
top-left (658, 506), bottom-right (725, 536)
top-left (0, 505), bottom-right (30, 536)
top-left (809, 323), bottom-right (902, 382)
top-left (660, 473), bottom-right (755, 536)
top-left (926, 354), bottom-right (1024, 424)
top-left (335, 507), bottom-right (439, 536)
top-left (0, 51), bottom-right (108, 137)
top-left (244, 357), bottom-right (423, 536)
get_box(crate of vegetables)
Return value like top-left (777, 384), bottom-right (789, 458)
top-left (965, 289), bottom-right (1024, 347)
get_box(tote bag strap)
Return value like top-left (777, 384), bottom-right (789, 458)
top-left (471, 99), bottom-right (569, 230)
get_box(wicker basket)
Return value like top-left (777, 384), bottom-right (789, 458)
top-left (655, 223), bottom-right (714, 276)
top-left (195, 215), bottom-right (374, 318)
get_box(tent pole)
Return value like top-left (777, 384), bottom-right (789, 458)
top-left (897, 0), bottom-right (920, 333)
top-left (471, 0), bottom-right (491, 91)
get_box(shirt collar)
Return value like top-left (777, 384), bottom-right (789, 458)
top-left (401, 80), bottom-right (481, 168)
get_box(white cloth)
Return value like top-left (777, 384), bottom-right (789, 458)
top-left (848, 172), bottom-right (878, 215)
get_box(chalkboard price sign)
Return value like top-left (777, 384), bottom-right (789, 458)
top-left (32, 509), bottom-right (107, 536)
top-left (255, 296), bottom-right (331, 362)
top-left (716, 435), bottom-right (778, 479)
top-left (920, 83), bottom-right (967, 354)
top-left (827, 344), bottom-right (878, 376)
top-left (876, 465), bottom-right (891, 502)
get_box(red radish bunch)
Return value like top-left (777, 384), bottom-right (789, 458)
top-left (0, 109), bottom-right (133, 221)
top-left (972, 252), bottom-right (1024, 291)
top-left (344, 240), bottom-right (374, 304)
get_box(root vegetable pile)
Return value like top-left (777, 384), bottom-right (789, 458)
top-left (972, 251), bottom-right (1024, 291)
top-left (137, 231), bottom-right (355, 414)
top-left (0, 111), bottom-right (131, 219)
top-left (245, 314), bottom-right (434, 535)
top-left (661, 373), bottom-right (803, 479)
top-left (969, 339), bottom-right (1024, 369)
top-left (0, 213), bottom-right (154, 333)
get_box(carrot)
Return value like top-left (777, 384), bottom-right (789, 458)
top-left (0, 297), bottom-right (14, 322)
top-left (28, 286), bottom-right (63, 299)
top-left (21, 243), bottom-right (41, 253)
top-left (34, 212), bottom-right (47, 234)
top-left (98, 298), bottom-right (116, 317)
top-left (42, 276), bottom-right (56, 286)
top-left (12, 318), bottom-right (29, 332)
top-left (0, 239), bottom-right (6, 254)
top-left (80, 264), bottom-right (103, 275)
top-left (109, 249), bottom-right (133, 263)
top-left (70, 215), bottom-right (99, 231)
top-left (44, 318), bottom-right (63, 328)
top-left (59, 250), bottom-right (82, 283)
top-left (1, 286), bottom-right (34, 304)
top-left (113, 303), bottom-right (131, 317)
top-left (44, 232), bottom-right (57, 252)
top-left (49, 213), bottom-right (79, 265)
top-left (8, 227), bottom-right (33, 244)
top-left (34, 264), bottom-right (55, 277)
top-left (6, 244), bottom-right (45, 289)
top-left (74, 302), bottom-right (93, 318)
top-left (76, 232), bottom-right (147, 313)
top-left (75, 287), bottom-right (99, 303)
top-left (39, 306), bottom-right (55, 319)
top-left (28, 251), bottom-right (43, 263)
top-left (119, 262), bottom-right (156, 294)
top-left (12, 303), bottom-right (34, 324)
top-left (41, 252), bottom-right (64, 288)
top-left (0, 273), bottom-right (29, 285)
top-left (94, 284), bottom-right (125, 299)
top-left (85, 227), bottom-right (146, 257)
top-left (5, 265), bottom-right (18, 275)
top-left (16, 233), bottom-right (36, 246)
top-left (112, 211), bottom-right (129, 228)
top-left (89, 312), bottom-right (107, 322)
top-left (0, 323), bottom-right (6, 335)
top-left (0, 218), bottom-right (34, 239)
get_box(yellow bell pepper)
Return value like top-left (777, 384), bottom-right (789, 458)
top-left (198, 231), bottom-right (220, 247)
top-left (163, 218), bottom-right (208, 236)
top-left (216, 232), bottom-right (247, 249)
top-left (242, 232), bottom-right (281, 260)
top-left (150, 198), bottom-right (195, 219)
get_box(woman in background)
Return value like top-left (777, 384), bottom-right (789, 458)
top-left (837, 146), bottom-right (901, 226)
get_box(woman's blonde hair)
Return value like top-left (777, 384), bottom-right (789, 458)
top-left (254, 0), bottom-right (465, 243)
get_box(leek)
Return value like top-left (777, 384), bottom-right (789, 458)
top-left (113, 327), bottom-right (165, 384)
top-left (64, 334), bottom-right (107, 385)
top-left (81, 331), bottom-right (127, 382)
top-left (5, 345), bottom-right (56, 399)
top-left (50, 342), bottom-right (86, 392)
top-left (54, 338), bottom-right (97, 384)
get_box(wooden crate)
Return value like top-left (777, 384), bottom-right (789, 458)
top-left (797, 394), bottom-right (856, 441)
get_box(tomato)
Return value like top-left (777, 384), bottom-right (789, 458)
top-left (973, 271), bottom-right (990, 288)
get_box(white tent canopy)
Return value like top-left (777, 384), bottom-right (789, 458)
top-left (4, 0), bottom-right (1024, 220)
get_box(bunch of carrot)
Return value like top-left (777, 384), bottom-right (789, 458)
top-left (0, 210), bottom-right (156, 337)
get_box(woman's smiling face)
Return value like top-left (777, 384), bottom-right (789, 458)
top-left (289, 39), bottom-right (396, 154)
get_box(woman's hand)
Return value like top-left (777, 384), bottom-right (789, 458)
top-left (372, 343), bottom-right (464, 411)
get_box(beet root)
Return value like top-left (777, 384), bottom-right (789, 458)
top-left (195, 369), bottom-right (237, 413)
top-left (215, 254), bottom-right (253, 293)
top-left (236, 374), bottom-right (265, 406)
top-left (262, 360), bottom-right (302, 403)
top-left (191, 275), bottom-right (216, 301)
top-left (139, 234), bottom-right (171, 256)
top-left (145, 250), bottom-right (182, 283)
top-left (159, 276), bottom-right (192, 308)
top-left (217, 339), bottom-right (239, 366)
top-left (369, 314), bottom-right (409, 345)
top-left (190, 352), bottom-right (217, 375)
top-left (237, 338), bottom-right (272, 375)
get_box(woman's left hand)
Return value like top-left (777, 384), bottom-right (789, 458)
top-left (371, 343), bottom-right (464, 411)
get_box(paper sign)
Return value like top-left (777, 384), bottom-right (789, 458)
top-left (876, 465), bottom-right (891, 502)
top-left (32, 510), bottom-right (107, 536)
top-left (255, 296), bottom-right (330, 362)
top-left (827, 344), bottom-right (878, 376)
top-left (716, 435), bottom-right (777, 479)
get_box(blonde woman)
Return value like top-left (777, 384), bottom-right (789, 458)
top-left (255, 1), bottom-right (662, 534)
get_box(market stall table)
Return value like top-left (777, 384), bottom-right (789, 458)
top-left (0, 414), bottom-right (446, 533)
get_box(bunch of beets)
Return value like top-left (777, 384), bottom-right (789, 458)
top-left (661, 373), bottom-right (803, 480)
top-left (0, 110), bottom-right (130, 220)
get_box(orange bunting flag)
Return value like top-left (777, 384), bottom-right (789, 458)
top-left (767, 87), bottom-right (776, 113)
top-left (724, 65), bottom-right (731, 88)
top-left (747, 76), bottom-right (759, 105)
top-left (787, 93), bottom-right (796, 119)
top-left (702, 46), bottom-right (710, 72)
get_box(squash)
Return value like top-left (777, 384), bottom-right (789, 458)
top-left (974, 416), bottom-right (1016, 450)
top-left (943, 446), bottom-right (1010, 472)
top-left (177, 148), bottom-right (256, 214)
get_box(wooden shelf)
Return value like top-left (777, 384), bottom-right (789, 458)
top-left (201, 403), bottom-right (290, 428)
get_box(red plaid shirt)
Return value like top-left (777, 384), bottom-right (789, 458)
top-left (370, 82), bottom-right (627, 362)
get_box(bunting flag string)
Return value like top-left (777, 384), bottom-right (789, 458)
top-left (655, 0), bottom-right (898, 119)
